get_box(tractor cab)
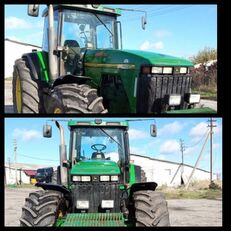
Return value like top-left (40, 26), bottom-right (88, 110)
top-left (41, 5), bottom-right (121, 76)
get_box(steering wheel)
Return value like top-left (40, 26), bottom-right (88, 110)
top-left (91, 144), bottom-right (106, 152)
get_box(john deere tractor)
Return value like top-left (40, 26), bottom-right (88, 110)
top-left (20, 119), bottom-right (170, 226)
top-left (12, 4), bottom-right (214, 114)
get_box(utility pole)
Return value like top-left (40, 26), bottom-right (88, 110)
top-left (208, 118), bottom-right (216, 187)
top-left (13, 139), bottom-right (18, 185)
top-left (179, 139), bottom-right (185, 185)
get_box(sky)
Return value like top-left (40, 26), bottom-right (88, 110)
top-left (4, 4), bottom-right (217, 59)
top-left (4, 117), bottom-right (222, 176)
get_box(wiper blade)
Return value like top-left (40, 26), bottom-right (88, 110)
top-left (94, 13), bottom-right (113, 36)
top-left (99, 128), bottom-right (122, 148)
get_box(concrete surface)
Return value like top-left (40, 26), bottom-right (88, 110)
top-left (4, 187), bottom-right (222, 227)
top-left (5, 80), bottom-right (217, 113)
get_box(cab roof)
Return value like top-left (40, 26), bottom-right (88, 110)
top-left (42, 4), bottom-right (121, 17)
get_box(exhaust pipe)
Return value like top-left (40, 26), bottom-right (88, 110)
top-left (48, 4), bottom-right (58, 82)
top-left (55, 121), bottom-right (68, 185)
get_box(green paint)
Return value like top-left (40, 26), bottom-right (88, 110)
top-left (37, 51), bottom-right (49, 82)
top-left (61, 213), bottom-right (126, 227)
top-left (84, 49), bottom-right (194, 113)
top-left (70, 160), bottom-right (120, 175)
top-left (166, 107), bottom-right (216, 114)
top-left (129, 163), bottom-right (136, 186)
top-left (68, 120), bottom-right (128, 127)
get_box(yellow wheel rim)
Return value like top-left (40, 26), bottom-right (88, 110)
top-left (54, 108), bottom-right (62, 114)
top-left (16, 75), bottom-right (22, 112)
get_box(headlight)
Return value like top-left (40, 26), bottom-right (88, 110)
top-left (101, 200), bottom-right (114, 209)
top-left (163, 67), bottom-right (173, 74)
top-left (165, 94), bottom-right (181, 106)
top-left (110, 175), bottom-right (119, 181)
top-left (72, 176), bottom-right (81, 182)
top-left (81, 176), bottom-right (91, 182)
top-left (180, 67), bottom-right (187, 74)
top-left (76, 200), bottom-right (89, 209)
top-left (184, 93), bottom-right (200, 104)
top-left (151, 66), bottom-right (162, 74)
top-left (100, 175), bottom-right (110, 181)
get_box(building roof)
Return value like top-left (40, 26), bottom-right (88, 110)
top-left (23, 170), bottom-right (37, 176)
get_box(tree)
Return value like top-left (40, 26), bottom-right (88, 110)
top-left (190, 47), bottom-right (217, 64)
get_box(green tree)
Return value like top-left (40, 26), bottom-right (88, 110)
top-left (190, 47), bottom-right (217, 64)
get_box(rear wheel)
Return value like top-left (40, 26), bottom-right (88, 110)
top-left (47, 83), bottom-right (107, 114)
top-left (12, 59), bottom-right (41, 113)
top-left (20, 190), bottom-right (67, 227)
top-left (133, 190), bottom-right (170, 226)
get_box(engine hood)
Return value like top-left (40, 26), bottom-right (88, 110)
top-left (70, 160), bottom-right (120, 175)
top-left (84, 49), bottom-right (193, 67)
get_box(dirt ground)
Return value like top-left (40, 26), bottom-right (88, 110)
top-left (4, 80), bottom-right (217, 113)
top-left (4, 187), bottom-right (222, 227)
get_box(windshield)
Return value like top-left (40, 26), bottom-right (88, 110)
top-left (61, 9), bottom-right (117, 50)
top-left (70, 127), bottom-right (126, 163)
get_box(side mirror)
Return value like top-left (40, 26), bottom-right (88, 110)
top-left (150, 124), bottom-right (157, 137)
top-left (43, 125), bottom-right (52, 138)
top-left (28, 5), bottom-right (39, 17)
top-left (141, 16), bottom-right (147, 30)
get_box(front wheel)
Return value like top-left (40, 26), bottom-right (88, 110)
top-left (20, 190), bottom-right (67, 227)
top-left (133, 190), bottom-right (170, 226)
top-left (46, 83), bottom-right (107, 114)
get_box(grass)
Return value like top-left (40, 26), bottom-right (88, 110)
top-left (192, 86), bottom-right (217, 101)
top-left (156, 180), bottom-right (222, 200)
top-left (5, 183), bottom-right (36, 189)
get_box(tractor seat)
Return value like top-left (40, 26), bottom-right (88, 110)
top-left (91, 152), bottom-right (105, 160)
top-left (64, 40), bottom-right (81, 75)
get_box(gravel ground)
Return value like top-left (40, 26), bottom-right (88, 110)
top-left (4, 80), bottom-right (217, 113)
top-left (4, 187), bottom-right (222, 227)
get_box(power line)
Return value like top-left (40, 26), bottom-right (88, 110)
top-left (185, 129), bottom-right (210, 148)
top-left (17, 153), bottom-right (59, 162)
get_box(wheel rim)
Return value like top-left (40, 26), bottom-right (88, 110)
top-left (54, 108), bottom-right (62, 114)
top-left (16, 75), bottom-right (22, 112)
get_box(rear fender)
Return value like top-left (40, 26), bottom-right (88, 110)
top-left (35, 182), bottom-right (70, 195)
top-left (129, 182), bottom-right (158, 197)
top-left (52, 74), bottom-right (92, 88)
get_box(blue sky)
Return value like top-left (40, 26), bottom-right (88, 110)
top-left (4, 118), bottom-right (222, 176)
top-left (4, 4), bottom-right (217, 59)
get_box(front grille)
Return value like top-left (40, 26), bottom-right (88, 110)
top-left (71, 182), bottom-right (121, 213)
top-left (137, 74), bottom-right (192, 113)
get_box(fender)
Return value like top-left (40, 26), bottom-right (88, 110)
top-left (35, 182), bottom-right (70, 195)
top-left (129, 182), bottom-right (158, 196)
top-left (52, 74), bottom-right (91, 88)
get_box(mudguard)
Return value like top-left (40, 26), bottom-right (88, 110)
top-left (35, 182), bottom-right (70, 195)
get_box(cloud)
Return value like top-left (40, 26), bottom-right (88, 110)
top-left (5, 17), bottom-right (32, 29)
top-left (130, 146), bottom-right (146, 155)
top-left (140, 40), bottom-right (164, 51)
top-left (159, 139), bottom-right (179, 154)
top-left (158, 121), bottom-right (184, 136)
top-left (189, 122), bottom-right (208, 137)
top-left (13, 128), bottom-right (41, 141)
top-left (128, 129), bottom-right (148, 140)
top-left (154, 30), bottom-right (172, 38)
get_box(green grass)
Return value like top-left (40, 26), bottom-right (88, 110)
top-left (193, 87), bottom-right (217, 100)
top-left (5, 183), bottom-right (36, 189)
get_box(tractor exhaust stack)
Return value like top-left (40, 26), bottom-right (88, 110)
top-left (55, 121), bottom-right (68, 185)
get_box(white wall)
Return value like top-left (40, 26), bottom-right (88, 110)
top-left (5, 166), bottom-right (31, 184)
top-left (4, 39), bottom-right (41, 78)
top-left (130, 154), bottom-right (216, 187)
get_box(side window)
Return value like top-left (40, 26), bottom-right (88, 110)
top-left (42, 11), bottom-right (59, 52)
top-left (96, 24), bottom-right (113, 49)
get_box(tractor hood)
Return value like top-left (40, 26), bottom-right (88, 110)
top-left (84, 49), bottom-right (193, 67)
top-left (70, 160), bottom-right (120, 175)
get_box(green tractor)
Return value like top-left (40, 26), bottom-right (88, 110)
top-left (12, 4), bottom-right (213, 114)
top-left (20, 119), bottom-right (170, 226)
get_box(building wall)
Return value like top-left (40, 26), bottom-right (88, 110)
top-left (5, 166), bottom-right (30, 184)
top-left (4, 39), bottom-right (41, 78)
top-left (130, 154), bottom-right (216, 187)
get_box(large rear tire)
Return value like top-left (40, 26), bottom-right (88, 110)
top-left (12, 58), bottom-right (41, 113)
top-left (47, 83), bottom-right (107, 113)
top-left (133, 190), bottom-right (170, 226)
top-left (20, 190), bottom-right (67, 227)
